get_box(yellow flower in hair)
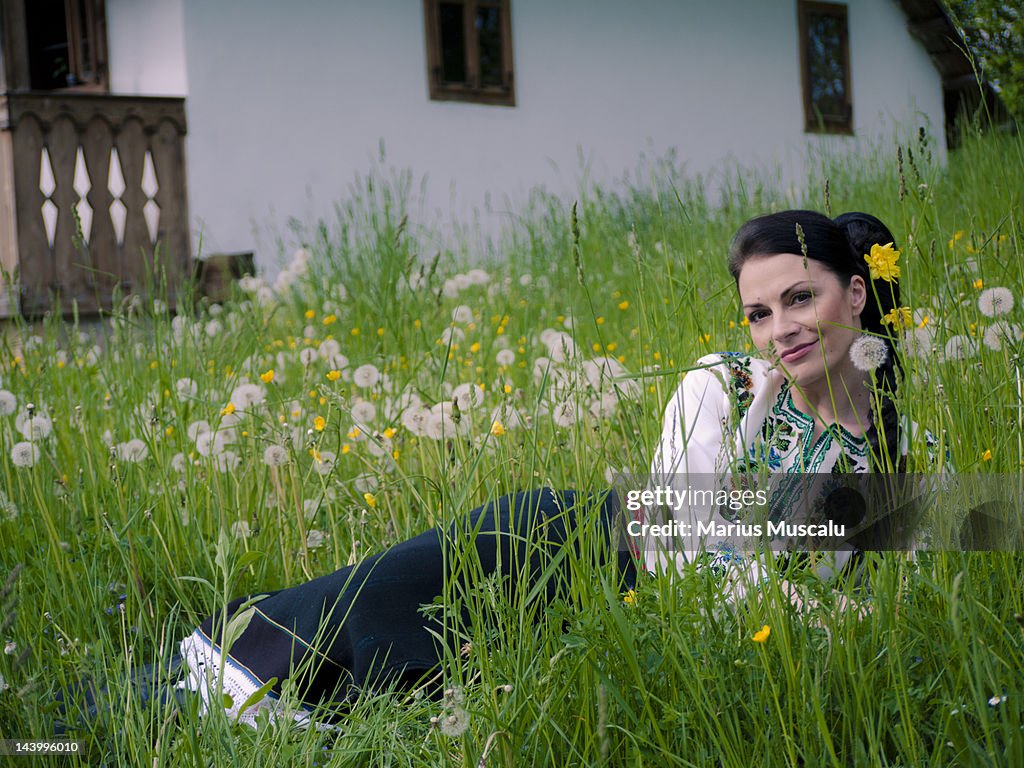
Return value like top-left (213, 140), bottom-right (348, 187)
top-left (864, 242), bottom-right (901, 283)
top-left (882, 306), bottom-right (913, 331)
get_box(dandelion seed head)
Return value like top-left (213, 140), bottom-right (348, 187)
top-left (352, 364), bottom-right (381, 389)
top-left (10, 442), bottom-right (39, 468)
top-left (439, 707), bottom-right (469, 737)
top-left (116, 439), bottom-right (149, 463)
top-left (978, 287), bottom-right (1014, 318)
top-left (262, 445), bottom-right (289, 467)
top-left (944, 335), bottom-right (977, 361)
top-left (0, 390), bottom-right (16, 416)
top-left (849, 336), bottom-right (890, 371)
top-left (982, 321), bottom-right (1022, 352)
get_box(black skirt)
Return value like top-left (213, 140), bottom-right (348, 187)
top-left (179, 488), bottom-right (638, 724)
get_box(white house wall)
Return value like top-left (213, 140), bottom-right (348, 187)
top-left (105, 0), bottom-right (946, 267)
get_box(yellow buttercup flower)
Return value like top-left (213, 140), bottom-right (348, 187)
top-left (623, 589), bottom-right (637, 605)
top-left (220, 402), bottom-right (236, 416)
top-left (864, 242), bottom-right (901, 283)
top-left (982, 449), bottom-right (993, 462)
top-left (490, 420), bottom-right (505, 437)
top-left (314, 416), bottom-right (326, 431)
top-left (752, 625), bottom-right (771, 643)
top-left (326, 370), bottom-right (341, 381)
top-left (882, 306), bottom-right (913, 331)
top-left (260, 369), bottom-right (275, 383)
top-left (363, 492), bottom-right (377, 508)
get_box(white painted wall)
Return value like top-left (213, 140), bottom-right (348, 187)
top-left (108, 0), bottom-right (947, 266)
top-left (106, 0), bottom-right (188, 96)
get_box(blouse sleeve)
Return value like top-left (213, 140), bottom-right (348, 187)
top-left (640, 354), bottom-right (772, 599)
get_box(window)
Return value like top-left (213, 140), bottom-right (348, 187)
top-left (423, 0), bottom-right (515, 106)
top-left (797, 1), bottom-right (851, 133)
top-left (24, 0), bottom-right (108, 91)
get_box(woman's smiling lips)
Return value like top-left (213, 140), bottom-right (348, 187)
top-left (779, 340), bottom-right (818, 363)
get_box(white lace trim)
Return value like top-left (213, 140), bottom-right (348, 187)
top-left (178, 629), bottom-right (315, 729)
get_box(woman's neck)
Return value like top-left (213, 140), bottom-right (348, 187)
top-left (789, 374), bottom-right (873, 438)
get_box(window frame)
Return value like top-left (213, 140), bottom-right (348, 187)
top-left (797, 0), bottom-right (852, 135)
top-left (0, 0), bottom-right (108, 93)
top-left (422, 0), bottom-right (515, 107)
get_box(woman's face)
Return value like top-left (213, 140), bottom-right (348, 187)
top-left (738, 253), bottom-right (866, 390)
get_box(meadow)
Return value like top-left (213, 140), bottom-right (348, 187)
top-left (1, 126), bottom-right (1023, 766)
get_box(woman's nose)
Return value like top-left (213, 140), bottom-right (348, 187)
top-left (771, 313), bottom-right (801, 342)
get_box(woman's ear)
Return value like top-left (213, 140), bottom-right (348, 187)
top-left (849, 275), bottom-right (868, 317)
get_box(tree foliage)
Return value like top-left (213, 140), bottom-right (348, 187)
top-left (945, 0), bottom-right (1024, 121)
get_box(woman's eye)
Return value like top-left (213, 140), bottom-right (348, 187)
top-left (792, 291), bottom-right (812, 304)
top-left (748, 311), bottom-right (767, 323)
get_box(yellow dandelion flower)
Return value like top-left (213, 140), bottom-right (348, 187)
top-left (470, 342), bottom-right (481, 354)
top-left (864, 242), bottom-right (901, 283)
top-left (606, 342), bottom-right (617, 352)
top-left (351, 328), bottom-right (361, 337)
top-left (363, 492), bottom-right (377, 508)
top-left (383, 427), bottom-right (396, 439)
top-left (882, 306), bottom-right (913, 331)
top-left (347, 427), bottom-right (361, 439)
top-left (260, 369), bottom-right (275, 383)
top-left (326, 370), bottom-right (341, 381)
top-left (392, 449), bottom-right (400, 460)
top-left (221, 402), bottom-right (236, 416)
top-left (165, 426), bottom-right (174, 437)
top-left (341, 444), bottom-right (351, 455)
top-left (305, 309), bottom-right (315, 319)
top-left (618, 300), bottom-right (630, 310)
top-left (322, 314), bottom-right (337, 325)
top-left (752, 625), bottom-right (771, 643)
top-left (982, 449), bottom-right (993, 462)
top-left (490, 420), bottom-right (505, 437)
top-left (314, 416), bottom-right (326, 431)
top-left (596, 317), bottom-right (605, 325)
top-left (973, 278), bottom-right (984, 290)
top-left (503, 384), bottom-right (512, 394)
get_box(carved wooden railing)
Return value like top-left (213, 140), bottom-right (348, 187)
top-left (0, 93), bottom-right (190, 316)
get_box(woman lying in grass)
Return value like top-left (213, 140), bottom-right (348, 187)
top-left (177, 209), bottom-right (924, 726)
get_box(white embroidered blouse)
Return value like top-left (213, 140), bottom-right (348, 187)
top-left (641, 352), bottom-right (917, 593)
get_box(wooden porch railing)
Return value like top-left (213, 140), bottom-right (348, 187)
top-left (0, 93), bottom-right (190, 317)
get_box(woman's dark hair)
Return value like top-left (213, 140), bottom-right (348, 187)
top-left (728, 209), bottom-right (904, 471)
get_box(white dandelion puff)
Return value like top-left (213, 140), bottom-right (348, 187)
top-left (263, 445), bottom-right (289, 466)
top-left (588, 393), bottom-right (619, 419)
top-left (116, 439), bottom-right (149, 463)
top-left (466, 268), bottom-right (490, 286)
top-left (495, 349), bottom-right (515, 366)
top-left (982, 321), bottom-right (1022, 352)
top-left (439, 707), bottom-right (470, 737)
top-left (298, 348), bottom-right (318, 366)
top-left (351, 400), bottom-right (377, 426)
top-left (943, 335), bottom-right (977, 361)
top-left (215, 451), bottom-right (241, 473)
top-left (204, 319), bottom-right (223, 338)
top-left (551, 400), bottom-right (579, 428)
top-left (978, 287), bottom-right (1014, 318)
top-left (0, 390), bottom-right (16, 416)
top-left (401, 406), bottom-right (430, 436)
top-left (353, 364), bottom-right (381, 389)
top-left (305, 529), bottom-right (326, 549)
top-left (849, 336), bottom-right (890, 371)
top-left (452, 383), bottom-right (484, 411)
top-left (175, 378), bottom-right (198, 400)
top-left (11, 441), bottom-right (39, 468)
top-left (171, 453), bottom-right (188, 473)
top-left (451, 305), bottom-right (474, 324)
top-left (187, 420), bottom-right (211, 441)
top-left (17, 414), bottom-right (52, 440)
top-left (231, 520), bottom-right (251, 539)
top-left (354, 473), bottom-right (379, 494)
top-left (229, 383), bottom-right (266, 411)
top-left (312, 450), bottom-right (336, 475)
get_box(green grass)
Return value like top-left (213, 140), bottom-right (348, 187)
top-left (1, 127), bottom-right (1023, 766)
